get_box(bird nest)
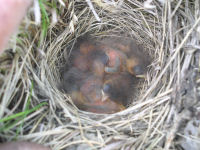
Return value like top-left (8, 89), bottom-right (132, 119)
top-left (0, 0), bottom-right (200, 149)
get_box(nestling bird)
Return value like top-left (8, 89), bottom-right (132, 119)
top-left (126, 56), bottom-right (147, 77)
top-left (100, 38), bottom-right (150, 77)
top-left (69, 50), bottom-right (90, 72)
top-left (79, 40), bottom-right (96, 55)
top-left (80, 75), bottom-right (103, 103)
top-left (103, 72), bottom-right (137, 106)
top-left (99, 44), bottom-right (127, 74)
top-left (70, 42), bottom-right (108, 77)
top-left (88, 49), bottom-right (109, 77)
top-left (70, 74), bottom-right (125, 114)
top-left (61, 67), bottom-right (87, 93)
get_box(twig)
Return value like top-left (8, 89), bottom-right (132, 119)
top-left (85, 0), bottom-right (101, 22)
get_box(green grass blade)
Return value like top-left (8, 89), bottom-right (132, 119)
top-left (0, 102), bottom-right (48, 123)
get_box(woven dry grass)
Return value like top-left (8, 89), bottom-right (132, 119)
top-left (0, 0), bottom-right (200, 149)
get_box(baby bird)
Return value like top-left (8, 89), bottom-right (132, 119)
top-left (69, 50), bottom-right (90, 72)
top-left (88, 49), bottom-right (109, 78)
top-left (103, 72), bottom-right (136, 106)
top-left (79, 40), bottom-right (96, 55)
top-left (80, 75), bottom-right (103, 103)
top-left (70, 41), bottom-right (108, 78)
top-left (126, 56), bottom-right (147, 77)
top-left (118, 41), bottom-right (150, 77)
top-left (100, 37), bottom-right (150, 77)
top-left (60, 67), bottom-right (87, 93)
top-left (69, 38), bottom-right (97, 72)
top-left (70, 74), bottom-right (125, 114)
top-left (99, 44), bottom-right (127, 74)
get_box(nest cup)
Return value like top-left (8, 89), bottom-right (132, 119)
top-left (1, 0), bottom-right (200, 149)
top-left (47, 8), bottom-right (155, 113)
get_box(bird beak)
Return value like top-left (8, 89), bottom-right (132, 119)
top-left (101, 90), bottom-right (108, 101)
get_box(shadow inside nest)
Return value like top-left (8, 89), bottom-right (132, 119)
top-left (58, 35), bottom-right (152, 114)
